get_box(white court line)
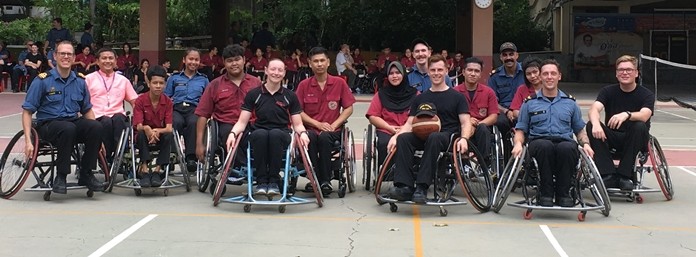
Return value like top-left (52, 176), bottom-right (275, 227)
top-left (677, 166), bottom-right (696, 178)
top-left (656, 109), bottom-right (696, 122)
top-left (539, 225), bottom-right (569, 257)
top-left (88, 214), bottom-right (158, 257)
top-left (0, 112), bottom-right (21, 120)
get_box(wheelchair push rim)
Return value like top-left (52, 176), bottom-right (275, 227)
top-left (453, 138), bottom-right (493, 213)
top-left (0, 129), bottom-right (37, 199)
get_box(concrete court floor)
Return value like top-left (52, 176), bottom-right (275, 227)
top-left (1, 89), bottom-right (696, 257)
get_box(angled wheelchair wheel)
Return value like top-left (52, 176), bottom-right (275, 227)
top-left (648, 136), bottom-right (673, 200)
top-left (107, 127), bottom-right (131, 192)
top-left (172, 130), bottom-right (191, 192)
top-left (212, 133), bottom-right (241, 206)
top-left (491, 146), bottom-right (526, 213)
top-left (296, 133), bottom-right (324, 207)
top-left (363, 126), bottom-right (373, 191)
top-left (198, 120), bottom-right (217, 192)
top-left (0, 129), bottom-right (38, 199)
top-left (490, 126), bottom-right (506, 181)
top-left (454, 139), bottom-right (493, 212)
top-left (345, 128), bottom-right (357, 193)
top-left (579, 147), bottom-right (611, 216)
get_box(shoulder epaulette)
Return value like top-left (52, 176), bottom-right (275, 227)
top-left (37, 72), bottom-right (49, 79)
top-left (561, 94), bottom-right (576, 101)
top-left (523, 93), bottom-right (537, 103)
top-left (77, 72), bottom-right (86, 79)
top-left (489, 69), bottom-right (496, 76)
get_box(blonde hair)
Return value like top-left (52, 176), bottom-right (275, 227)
top-left (615, 55), bottom-right (638, 69)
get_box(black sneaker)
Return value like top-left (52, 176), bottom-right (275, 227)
top-left (558, 197), bottom-right (574, 207)
top-left (186, 160), bottom-right (197, 173)
top-left (412, 185), bottom-right (428, 204)
top-left (388, 186), bottom-right (413, 201)
top-left (602, 174), bottom-right (619, 188)
top-left (52, 175), bottom-right (67, 194)
top-left (320, 182), bottom-right (333, 195)
top-left (619, 177), bottom-right (634, 191)
top-left (150, 173), bottom-right (163, 187)
top-left (538, 196), bottom-right (554, 207)
top-left (255, 183), bottom-right (268, 195)
top-left (78, 173), bottom-right (105, 192)
top-left (267, 183), bottom-right (280, 196)
top-left (139, 173), bottom-right (151, 188)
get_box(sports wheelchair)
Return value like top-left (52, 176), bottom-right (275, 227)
top-left (606, 135), bottom-right (673, 203)
top-left (196, 119), bottom-right (229, 194)
top-left (491, 144), bottom-right (611, 221)
top-left (364, 125), bottom-right (505, 192)
top-left (374, 136), bottom-right (494, 216)
top-left (0, 127), bottom-right (109, 201)
top-left (211, 132), bottom-right (324, 213)
top-left (106, 125), bottom-right (191, 196)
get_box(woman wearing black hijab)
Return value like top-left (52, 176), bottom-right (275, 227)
top-left (365, 61), bottom-right (418, 166)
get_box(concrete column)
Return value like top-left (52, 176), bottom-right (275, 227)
top-left (210, 0), bottom-right (230, 48)
top-left (139, 0), bottom-right (166, 65)
top-left (470, 1), bottom-right (494, 81)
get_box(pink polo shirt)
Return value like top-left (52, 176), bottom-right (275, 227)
top-left (85, 70), bottom-right (138, 118)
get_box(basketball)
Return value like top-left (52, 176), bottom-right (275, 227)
top-left (412, 115), bottom-right (441, 140)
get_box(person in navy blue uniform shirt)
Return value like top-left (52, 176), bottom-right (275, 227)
top-left (512, 59), bottom-right (593, 208)
top-left (164, 48), bottom-right (209, 171)
top-left (407, 39), bottom-right (453, 92)
top-left (21, 41), bottom-right (104, 194)
top-left (587, 55), bottom-right (654, 190)
top-left (488, 42), bottom-right (525, 161)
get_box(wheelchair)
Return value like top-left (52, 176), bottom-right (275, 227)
top-left (319, 126), bottom-right (356, 198)
top-left (362, 125), bottom-right (379, 191)
top-left (196, 119), bottom-right (226, 193)
top-left (606, 135), bottom-right (673, 203)
top-left (374, 136), bottom-right (494, 216)
top-left (0, 127), bottom-right (110, 201)
top-left (491, 144), bottom-right (611, 221)
top-left (354, 65), bottom-right (375, 94)
top-left (489, 126), bottom-right (506, 181)
top-left (106, 126), bottom-right (191, 196)
top-left (211, 132), bottom-right (324, 213)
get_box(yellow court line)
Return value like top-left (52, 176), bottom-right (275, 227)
top-left (3, 208), bottom-right (696, 233)
top-left (412, 206), bottom-right (424, 257)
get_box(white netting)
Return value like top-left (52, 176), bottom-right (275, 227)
top-left (640, 54), bottom-right (696, 110)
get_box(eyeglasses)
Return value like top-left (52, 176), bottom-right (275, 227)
top-left (616, 68), bottom-right (636, 74)
top-left (56, 52), bottom-right (74, 57)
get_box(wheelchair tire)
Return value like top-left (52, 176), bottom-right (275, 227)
top-left (579, 147), bottom-right (611, 216)
top-left (345, 129), bottom-right (356, 193)
top-left (454, 139), bottom-right (493, 212)
top-left (491, 147), bottom-right (526, 213)
top-left (172, 130), bottom-right (191, 192)
top-left (107, 127), bottom-right (131, 192)
top-left (0, 129), bottom-right (38, 199)
top-left (296, 133), bottom-right (323, 207)
top-left (198, 121), bottom-right (217, 193)
top-left (649, 137), bottom-right (673, 200)
top-left (363, 126), bottom-right (373, 191)
top-left (212, 133), bottom-right (240, 207)
top-left (491, 126), bottom-right (506, 181)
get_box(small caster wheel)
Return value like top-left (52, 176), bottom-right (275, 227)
top-left (338, 185), bottom-right (346, 198)
top-left (439, 207), bottom-right (448, 217)
top-left (86, 190), bottom-right (94, 198)
top-left (636, 195), bottom-right (644, 204)
top-left (279, 206), bottom-right (286, 213)
top-left (523, 210), bottom-right (533, 220)
top-left (134, 189), bottom-right (142, 196)
top-left (163, 189), bottom-right (169, 196)
top-left (578, 212), bottom-right (586, 222)
top-left (389, 203), bottom-right (398, 213)
top-left (43, 192), bottom-right (51, 201)
top-left (243, 204), bottom-right (251, 213)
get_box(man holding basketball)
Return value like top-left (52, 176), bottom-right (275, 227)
top-left (387, 54), bottom-right (471, 203)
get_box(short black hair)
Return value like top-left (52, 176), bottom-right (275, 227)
top-left (307, 46), bottom-right (328, 59)
top-left (160, 58), bottom-right (170, 65)
top-left (262, 21), bottom-right (269, 29)
top-left (541, 59), bottom-right (561, 72)
top-left (147, 65), bottom-right (168, 81)
top-left (222, 44), bottom-right (244, 59)
top-left (208, 45), bottom-right (217, 52)
top-left (53, 17), bottom-right (62, 24)
top-left (522, 56), bottom-right (543, 86)
top-left (463, 57), bottom-right (484, 69)
top-left (95, 47), bottom-right (116, 58)
top-left (184, 47), bottom-right (200, 57)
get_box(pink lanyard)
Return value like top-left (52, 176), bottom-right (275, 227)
top-left (99, 73), bottom-right (115, 107)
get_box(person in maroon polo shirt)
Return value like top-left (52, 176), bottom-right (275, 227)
top-left (226, 59), bottom-right (310, 195)
top-left (366, 61), bottom-right (417, 167)
top-left (72, 45), bottom-right (96, 74)
top-left (199, 45), bottom-right (219, 79)
top-left (454, 57), bottom-right (498, 163)
top-left (195, 44), bottom-right (262, 170)
top-left (132, 65), bottom-right (173, 187)
top-left (247, 48), bottom-right (267, 79)
top-left (510, 57), bottom-right (543, 120)
top-left (400, 49), bottom-right (416, 72)
top-left (296, 46), bottom-right (356, 195)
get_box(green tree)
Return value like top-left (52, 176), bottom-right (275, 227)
top-left (493, 0), bottom-right (551, 52)
top-left (34, 0), bottom-right (90, 33)
top-left (167, 0), bottom-right (210, 37)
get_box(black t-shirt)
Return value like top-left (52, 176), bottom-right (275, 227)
top-left (242, 85), bottom-right (301, 131)
top-left (26, 53), bottom-right (44, 66)
top-left (410, 88), bottom-right (469, 134)
top-left (596, 84), bottom-right (655, 129)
